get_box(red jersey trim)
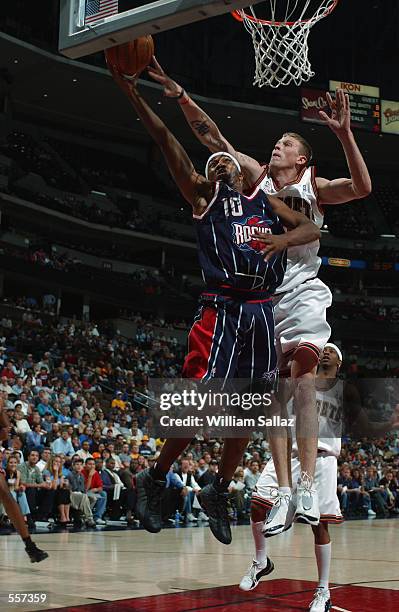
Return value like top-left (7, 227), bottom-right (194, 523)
top-left (311, 166), bottom-right (324, 214)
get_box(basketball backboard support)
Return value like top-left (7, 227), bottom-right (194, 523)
top-left (59, 0), bottom-right (262, 59)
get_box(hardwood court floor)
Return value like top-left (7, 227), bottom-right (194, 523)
top-left (0, 519), bottom-right (398, 611)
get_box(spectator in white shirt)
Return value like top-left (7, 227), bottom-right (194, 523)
top-left (175, 458), bottom-right (202, 522)
top-left (76, 440), bottom-right (93, 462)
top-left (14, 394), bottom-right (30, 415)
top-left (14, 412), bottom-right (31, 435)
top-left (36, 448), bottom-right (52, 472)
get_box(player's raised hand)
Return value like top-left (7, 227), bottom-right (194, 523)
top-left (319, 88), bottom-right (351, 136)
top-left (106, 56), bottom-right (139, 98)
top-left (252, 231), bottom-right (287, 262)
top-left (148, 57), bottom-right (182, 98)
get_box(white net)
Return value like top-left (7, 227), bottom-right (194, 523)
top-left (235, 0), bottom-right (338, 88)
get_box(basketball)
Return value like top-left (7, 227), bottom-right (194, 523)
top-left (105, 35), bottom-right (154, 77)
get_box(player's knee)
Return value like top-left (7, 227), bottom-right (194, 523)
top-left (311, 522), bottom-right (330, 544)
top-left (291, 345), bottom-right (319, 378)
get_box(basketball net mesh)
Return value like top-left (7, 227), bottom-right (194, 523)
top-left (236, 0), bottom-right (337, 88)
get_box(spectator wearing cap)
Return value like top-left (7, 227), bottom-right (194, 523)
top-left (139, 435), bottom-right (153, 458)
top-left (111, 392), bottom-right (126, 411)
top-left (51, 429), bottom-right (75, 456)
top-left (197, 459), bottom-right (218, 488)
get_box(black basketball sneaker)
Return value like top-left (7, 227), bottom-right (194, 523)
top-left (25, 541), bottom-right (49, 563)
top-left (199, 484), bottom-right (231, 545)
top-left (136, 468), bottom-right (166, 533)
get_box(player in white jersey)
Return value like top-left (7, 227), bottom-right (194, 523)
top-left (148, 60), bottom-right (372, 529)
top-left (239, 343), bottom-right (343, 612)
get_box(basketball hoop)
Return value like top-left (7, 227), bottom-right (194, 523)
top-left (232, 0), bottom-right (339, 88)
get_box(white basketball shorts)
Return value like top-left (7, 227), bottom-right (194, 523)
top-left (273, 278), bottom-right (332, 361)
top-left (252, 454), bottom-right (343, 524)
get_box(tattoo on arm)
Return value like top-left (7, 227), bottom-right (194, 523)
top-left (191, 120), bottom-right (211, 136)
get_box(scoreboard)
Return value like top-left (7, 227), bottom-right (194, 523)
top-left (329, 81), bottom-right (380, 132)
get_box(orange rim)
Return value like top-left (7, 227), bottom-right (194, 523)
top-left (232, 0), bottom-right (338, 26)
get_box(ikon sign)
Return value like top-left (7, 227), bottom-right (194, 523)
top-left (329, 80), bottom-right (380, 132)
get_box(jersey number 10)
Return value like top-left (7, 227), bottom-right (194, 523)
top-left (223, 197), bottom-right (243, 217)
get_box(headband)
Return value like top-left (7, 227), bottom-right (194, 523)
top-left (324, 343), bottom-right (343, 362)
top-left (205, 152), bottom-right (242, 179)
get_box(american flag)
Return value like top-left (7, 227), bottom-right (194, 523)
top-left (85, 0), bottom-right (119, 25)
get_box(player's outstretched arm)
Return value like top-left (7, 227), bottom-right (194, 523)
top-left (253, 195), bottom-right (320, 260)
top-left (317, 88), bottom-right (372, 205)
top-left (110, 69), bottom-right (213, 215)
top-left (148, 58), bottom-right (263, 186)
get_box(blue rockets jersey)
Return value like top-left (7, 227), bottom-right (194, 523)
top-left (193, 182), bottom-right (287, 293)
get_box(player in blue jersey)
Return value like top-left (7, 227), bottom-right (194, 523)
top-left (109, 67), bottom-right (319, 544)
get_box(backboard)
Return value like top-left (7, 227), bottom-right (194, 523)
top-left (59, 0), bottom-right (262, 59)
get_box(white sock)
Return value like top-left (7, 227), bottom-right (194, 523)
top-left (315, 542), bottom-right (331, 590)
top-left (278, 487), bottom-right (291, 495)
top-left (251, 520), bottom-right (267, 565)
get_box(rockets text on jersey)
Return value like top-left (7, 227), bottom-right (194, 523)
top-left (193, 182), bottom-right (287, 293)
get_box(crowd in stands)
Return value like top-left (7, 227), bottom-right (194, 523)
top-left (338, 437), bottom-right (399, 518)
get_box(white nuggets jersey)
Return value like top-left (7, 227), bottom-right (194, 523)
top-left (290, 378), bottom-right (343, 458)
top-left (258, 166), bottom-right (323, 293)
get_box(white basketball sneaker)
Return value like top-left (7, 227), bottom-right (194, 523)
top-left (309, 587), bottom-right (332, 611)
top-left (239, 557), bottom-right (274, 591)
top-left (295, 472), bottom-right (320, 526)
top-left (262, 490), bottom-right (292, 537)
